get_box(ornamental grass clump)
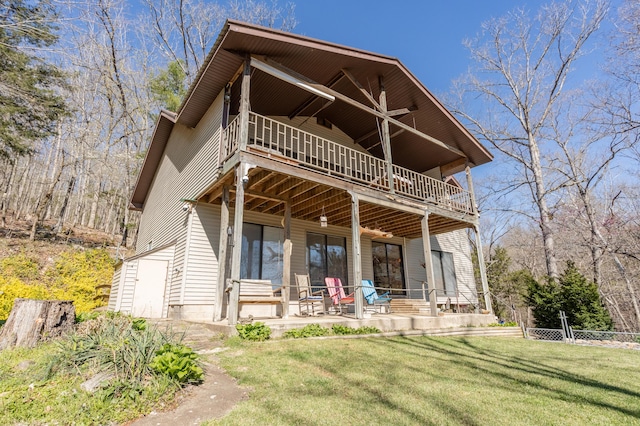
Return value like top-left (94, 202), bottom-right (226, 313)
top-left (48, 313), bottom-right (192, 388)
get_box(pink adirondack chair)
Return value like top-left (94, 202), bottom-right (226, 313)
top-left (324, 277), bottom-right (354, 314)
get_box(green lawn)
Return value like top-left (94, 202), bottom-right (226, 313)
top-left (211, 337), bottom-right (640, 425)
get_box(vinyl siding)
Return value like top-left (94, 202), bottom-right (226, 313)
top-left (405, 229), bottom-right (478, 304)
top-left (119, 259), bottom-right (139, 314)
top-left (182, 203), bottom-right (219, 304)
top-left (108, 263), bottom-right (122, 311)
top-left (135, 88), bottom-right (224, 255)
top-left (169, 235), bottom-right (186, 305)
top-left (135, 89), bottom-right (224, 306)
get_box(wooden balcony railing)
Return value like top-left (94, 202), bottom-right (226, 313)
top-left (224, 112), bottom-right (474, 216)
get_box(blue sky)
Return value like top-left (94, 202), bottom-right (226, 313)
top-left (292, 1), bottom-right (538, 94)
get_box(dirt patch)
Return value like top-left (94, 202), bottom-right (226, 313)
top-left (127, 352), bottom-right (247, 426)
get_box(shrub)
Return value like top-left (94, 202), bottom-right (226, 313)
top-left (48, 249), bottom-right (116, 313)
top-left (526, 261), bottom-right (613, 330)
top-left (0, 248), bottom-right (116, 320)
top-left (0, 276), bottom-right (52, 319)
top-left (150, 344), bottom-right (203, 384)
top-left (488, 321), bottom-right (518, 327)
top-left (0, 253), bottom-right (40, 280)
top-left (331, 324), bottom-right (381, 335)
top-left (283, 324), bottom-right (330, 339)
top-left (236, 322), bottom-right (271, 341)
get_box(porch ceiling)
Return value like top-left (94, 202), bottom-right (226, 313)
top-left (201, 167), bottom-right (472, 238)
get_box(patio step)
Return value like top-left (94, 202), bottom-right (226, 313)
top-left (146, 319), bottom-right (223, 351)
top-left (390, 299), bottom-right (433, 314)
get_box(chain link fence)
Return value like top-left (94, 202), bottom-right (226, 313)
top-left (525, 328), bottom-right (565, 341)
top-left (525, 311), bottom-right (640, 348)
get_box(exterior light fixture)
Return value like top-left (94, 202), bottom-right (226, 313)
top-left (320, 206), bottom-right (328, 228)
top-left (180, 198), bottom-right (197, 213)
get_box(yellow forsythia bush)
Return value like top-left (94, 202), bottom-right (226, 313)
top-left (48, 249), bottom-right (116, 313)
top-left (0, 249), bottom-right (116, 320)
top-left (0, 276), bottom-right (52, 319)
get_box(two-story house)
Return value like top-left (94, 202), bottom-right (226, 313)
top-left (108, 20), bottom-right (493, 327)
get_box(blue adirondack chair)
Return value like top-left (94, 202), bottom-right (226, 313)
top-left (361, 279), bottom-right (392, 313)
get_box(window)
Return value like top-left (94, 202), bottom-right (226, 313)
top-left (307, 233), bottom-right (348, 291)
top-left (241, 223), bottom-right (284, 283)
top-left (372, 242), bottom-right (406, 295)
top-left (431, 250), bottom-right (457, 296)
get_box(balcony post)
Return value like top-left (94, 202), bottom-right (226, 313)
top-left (214, 185), bottom-right (230, 322)
top-left (378, 77), bottom-right (395, 194)
top-left (350, 191), bottom-right (364, 319)
top-left (421, 210), bottom-right (438, 317)
top-left (238, 57), bottom-right (251, 152)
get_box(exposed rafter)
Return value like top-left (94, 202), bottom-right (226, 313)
top-left (254, 55), bottom-right (467, 158)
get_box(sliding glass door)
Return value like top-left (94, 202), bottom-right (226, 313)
top-left (307, 233), bottom-right (348, 291)
top-left (372, 242), bottom-right (405, 295)
top-left (241, 223), bottom-right (284, 284)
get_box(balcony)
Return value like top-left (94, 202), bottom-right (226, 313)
top-left (223, 112), bottom-right (474, 217)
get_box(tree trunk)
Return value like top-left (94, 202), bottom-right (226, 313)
top-left (0, 299), bottom-right (75, 349)
top-left (87, 180), bottom-right (100, 228)
top-left (14, 154), bottom-right (33, 221)
top-left (528, 134), bottom-right (558, 279)
top-left (1, 161), bottom-right (16, 227)
top-left (54, 176), bottom-right (76, 234)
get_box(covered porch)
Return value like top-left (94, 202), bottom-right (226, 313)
top-left (197, 143), bottom-right (492, 325)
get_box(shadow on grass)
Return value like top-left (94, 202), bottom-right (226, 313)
top-left (219, 337), bottom-right (640, 425)
top-left (385, 337), bottom-right (640, 420)
top-left (278, 342), bottom-right (482, 426)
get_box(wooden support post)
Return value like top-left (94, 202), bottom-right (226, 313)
top-left (238, 57), bottom-right (251, 152)
top-left (474, 224), bottom-right (492, 314)
top-left (218, 85), bottom-right (232, 167)
top-left (214, 185), bottom-right (230, 322)
top-left (421, 211), bottom-right (438, 317)
top-left (282, 202), bottom-right (292, 318)
top-left (465, 166), bottom-right (478, 216)
top-left (228, 166), bottom-right (247, 325)
top-left (350, 191), bottom-right (364, 319)
top-left (466, 166), bottom-right (492, 313)
top-left (379, 77), bottom-right (394, 194)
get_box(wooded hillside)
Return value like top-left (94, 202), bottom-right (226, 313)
top-left (1, 0), bottom-right (639, 331)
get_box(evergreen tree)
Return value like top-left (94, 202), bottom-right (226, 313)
top-left (486, 246), bottom-right (530, 320)
top-left (526, 261), bottom-right (613, 330)
top-left (149, 60), bottom-right (187, 112)
top-left (0, 0), bottom-right (67, 159)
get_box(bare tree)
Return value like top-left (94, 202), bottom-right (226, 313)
top-left (140, 0), bottom-right (297, 88)
top-left (448, 0), bottom-right (609, 279)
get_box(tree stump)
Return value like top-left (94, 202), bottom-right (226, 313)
top-left (0, 299), bottom-right (75, 350)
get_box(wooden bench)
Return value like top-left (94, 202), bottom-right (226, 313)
top-left (236, 279), bottom-right (282, 304)
top-left (234, 279), bottom-right (282, 318)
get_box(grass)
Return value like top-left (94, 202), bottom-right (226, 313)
top-left (209, 337), bottom-right (640, 425)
